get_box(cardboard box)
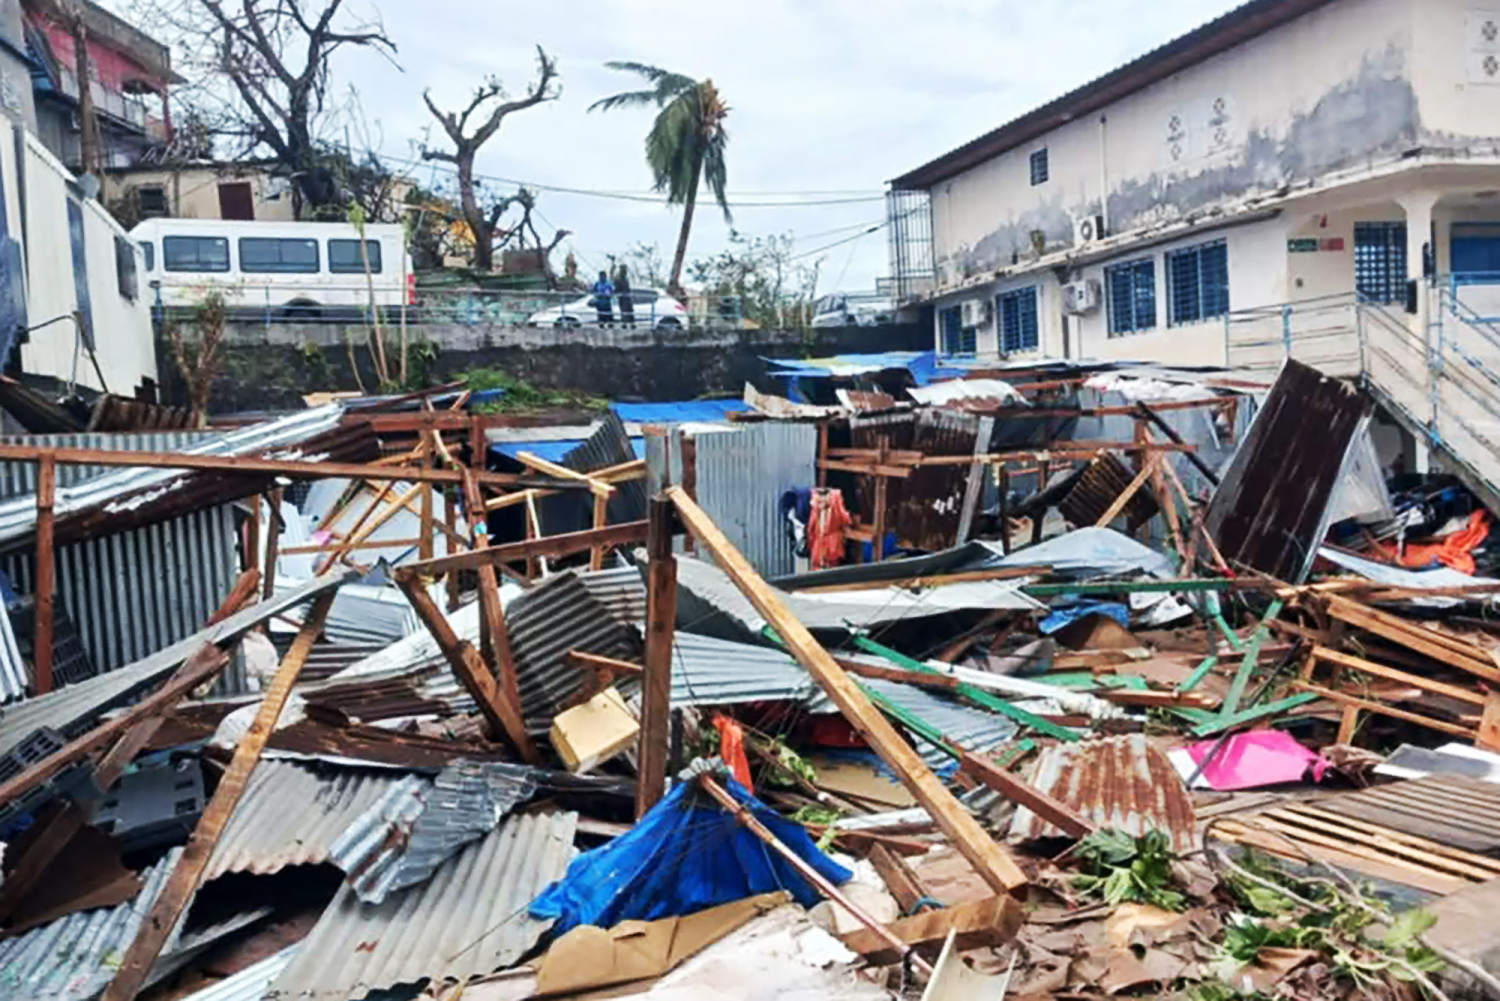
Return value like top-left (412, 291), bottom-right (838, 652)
top-left (549, 687), bottom-right (639, 772)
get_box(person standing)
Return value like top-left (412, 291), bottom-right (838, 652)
top-left (592, 270), bottom-right (615, 326)
top-left (615, 266), bottom-right (636, 329)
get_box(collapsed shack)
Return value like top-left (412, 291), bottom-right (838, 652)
top-left (0, 361), bottom-right (1499, 1000)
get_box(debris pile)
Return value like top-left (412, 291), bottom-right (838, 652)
top-left (2, 358), bottom-right (1500, 1000)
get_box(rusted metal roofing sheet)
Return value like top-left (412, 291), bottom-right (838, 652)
top-left (1207, 358), bottom-right (1369, 583)
top-left (848, 409), bottom-right (981, 551)
top-left (1009, 734), bottom-right (1196, 852)
top-left (203, 761), bottom-right (415, 882)
top-left (268, 810), bottom-right (577, 1001)
top-left (1057, 453), bottom-right (1159, 531)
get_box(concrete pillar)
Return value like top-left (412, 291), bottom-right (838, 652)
top-left (1397, 190), bottom-right (1438, 338)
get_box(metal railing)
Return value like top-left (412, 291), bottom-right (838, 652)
top-left (1226, 282), bottom-right (1500, 510)
top-left (149, 283), bottom-right (733, 330)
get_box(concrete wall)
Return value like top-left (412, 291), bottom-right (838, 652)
top-left (165, 320), bottom-right (932, 413)
top-left (927, 0), bottom-right (1500, 286)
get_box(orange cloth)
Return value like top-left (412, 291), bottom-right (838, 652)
top-left (713, 715), bottom-right (753, 790)
top-left (1373, 509), bottom-right (1492, 575)
top-left (808, 488), bottom-right (851, 570)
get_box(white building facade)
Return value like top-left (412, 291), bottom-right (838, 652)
top-left (890, 0), bottom-right (1500, 368)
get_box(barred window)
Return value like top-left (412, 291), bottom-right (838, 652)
top-left (1166, 240), bottom-right (1228, 325)
top-left (997, 286), bottom-right (1039, 352)
top-left (1106, 259), bottom-right (1155, 336)
top-left (1353, 222), bottom-right (1406, 303)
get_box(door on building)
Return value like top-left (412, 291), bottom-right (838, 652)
top-left (217, 182), bottom-right (255, 220)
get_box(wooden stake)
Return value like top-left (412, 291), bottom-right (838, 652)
top-left (243, 495), bottom-right (260, 575)
top-left (668, 486), bottom-right (1027, 895)
top-left (100, 591), bottom-right (336, 1001)
top-left (419, 438), bottom-right (434, 562)
top-left (637, 496), bottom-right (677, 818)
top-left (33, 453), bottom-right (55, 694)
top-left (460, 471), bottom-right (535, 762)
top-left (1336, 705), bottom-right (1361, 745)
top-left (261, 486), bottom-right (283, 599)
top-left (397, 573), bottom-right (535, 760)
top-left (872, 436), bottom-right (889, 562)
top-left (590, 493), bottom-right (609, 571)
top-left (443, 487), bottom-right (460, 610)
top-left (958, 750), bottom-right (1094, 838)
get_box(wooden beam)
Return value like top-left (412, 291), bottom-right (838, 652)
top-left (443, 487), bottom-right (460, 610)
top-left (0, 444), bottom-right (594, 490)
top-left (461, 472), bottom-right (536, 763)
top-left (395, 520), bottom-right (650, 579)
top-left (866, 843), bottom-right (930, 913)
top-left (396, 574), bottom-right (536, 760)
top-left (566, 649), bottom-right (644, 676)
top-left (1289, 680), bottom-right (1476, 738)
top-left (832, 656), bottom-right (963, 691)
top-left (668, 485), bottom-right (1028, 895)
top-left (1323, 595), bottom-right (1500, 683)
top-left (33, 453), bottom-right (55, 694)
top-left (279, 537), bottom-right (425, 555)
top-left (100, 592), bottom-right (336, 1001)
top-left (1311, 645), bottom-right (1487, 706)
top-left (637, 496), bottom-right (677, 819)
top-left (0, 643), bottom-right (228, 813)
top-left (590, 493), bottom-right (609, 571)
top-left (957, 750), bottom-right (1095, 839)
top-left (261, 487), bottom-right (283, 599)
top-left (206, 569), bottom-right (262, 626)
top-left (838, 895), bottom-right (1024, 966)
top-left (419, 439), bottom-right (434, 561)
top-left (515, 451), bottom-right (613, 498)
top-left (1095, 457), bottom-right (1155, 527)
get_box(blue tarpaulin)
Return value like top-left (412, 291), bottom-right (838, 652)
top-left (529, 773), bottom-right (850, 934)
top-left (491, 437), bottom-right (647, 463)
top-left (1039, 600), bottom-right (1130, 634)
top-left (611, 399), bottom-right (750, 423)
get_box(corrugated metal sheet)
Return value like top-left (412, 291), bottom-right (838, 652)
top-left (0, 596), bottom-right (25, 702)
top-left (665, 631), bottom-right (819, 707)
top-left (848, 409), bottom-right (981, 551)
top-left (180, 945), bottom-right (300, 1001)
top-left (1206, 359), bottom-right (1367, 583)
top-left (268, 810), bottom-right (578, 1001)
top-left (1309, 773), bottom-right (1500, 854)
top-left (693, 422), bottom-right (815, 577)
top-left (0, 404), bottom-right (348, 547)
top-left (808, 677), bottom-right (1019, 768)
top-left (1057, 453), bottom-right (1159, 532)
top-left (204, 760), bottom-right (414, 882)
top-left (332, 760), bottom-right (537, 905)
top-left (274, 578), bottom-right (418, 647)
top-left (0, 848), bottom-right (182, 1001)
top-left (533, 412), bottom-right (646, 536)
top-left (673, 552), bottom-right (1037, 639)
top-left (4, 504), bottom-right (239, 674)
top-left (576, 565), bottom-right (646, 625)
top-left (1009, 734), bottom-right (1196, 852)
top-left (907, 379), bottom-right (1023, 406)
top-left (508, 571), bottom-right (640, 731)
top-left (0, 572), bottom-right (352, 758)
top-left (0, 431), bottom-right (225, 496)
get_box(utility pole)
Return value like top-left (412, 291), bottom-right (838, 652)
top-left (66, 1), bottom-right (101, 177)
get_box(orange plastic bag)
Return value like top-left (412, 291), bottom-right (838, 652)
top-left (1373, 509), bottom-right (1491, 575)
top-left (713, 714), bottom-right (753, 790)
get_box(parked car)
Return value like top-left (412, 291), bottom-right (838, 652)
top-left (526, 288), bottom-right (688, 329)
top-left (811, 292), bottom-right (896, 328)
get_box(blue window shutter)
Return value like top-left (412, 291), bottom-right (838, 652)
top-left (66, 199), bottom-right (93, 350)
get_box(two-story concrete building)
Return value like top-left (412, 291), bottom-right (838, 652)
top-left (887, 0), bottom-right (1500, 367)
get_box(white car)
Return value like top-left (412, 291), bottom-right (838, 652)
top-left (811, 293), bottom-right (896, 328)
top-left (527, 288), bottom-right (688, 329)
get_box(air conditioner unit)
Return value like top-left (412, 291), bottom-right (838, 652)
top-left (1073, 213), bottom-right (1106, 246)
top-left (1063, 278), bottom-right (1101, 315)
top-left (960, 298), bottom-right (990, 328)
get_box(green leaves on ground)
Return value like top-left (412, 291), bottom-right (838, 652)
top-left (1072, 828), bottom-right (1187, 911)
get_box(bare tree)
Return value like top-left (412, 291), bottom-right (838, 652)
top-left (167, 291), bottom-right (228, 423)
top-left (133, 0), bottom-right (398, 217)
top-left (421, 47), bottom-right (559, 272)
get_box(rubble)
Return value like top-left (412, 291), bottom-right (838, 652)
top-left (0, 362), bottom-right (1498, 1001)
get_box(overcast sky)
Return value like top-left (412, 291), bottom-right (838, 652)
top-left (135, 0), bottom-right (1246, 293)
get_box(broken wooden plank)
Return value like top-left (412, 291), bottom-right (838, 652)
top-left (394, 520), bottom-right (650, 579)
top-left (637, 496), bottom-right (677, 818)
top-left (790, 567), bottom-right (1046, 594)
top-left (100, 591), bottom-right (337, 1001)
top-left (838, 895), bottom-right (1024, 966)
top-left (958, 750), bottom-right (1094, 839)
top-left (867, 843), bottom-right (931, 913)
top-left (396, 574), bottom-right (536, 760)
top-left (669, 486), bottom-right (1028, 895)
top-left (515, 450), bottom-right (614, 498)
top-left (33, 453), bottom-right (55, 694)
top-left (1323, 594), bottom-right (1500, 684)
top-left (1095, 456), bottom-right (1156, 528)
top-left (1311, 645), bottom-right (1487, 706)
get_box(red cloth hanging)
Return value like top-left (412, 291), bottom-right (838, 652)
top-left (807, 488), bottom-right (851, 570)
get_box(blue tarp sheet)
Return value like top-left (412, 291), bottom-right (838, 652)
top-left (491, 437), bottom-right (647, 463)
top-left (611, 399), bottom-right (750, 423)
top-left (1039, 600), bottom-right (1130, 634)
top-left (529, 774), bottom-right (850, 934)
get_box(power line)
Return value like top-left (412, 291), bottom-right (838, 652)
top-left (790, 221), bottom-right (888, 261)
top-left (379, 152), bottom-right (886, 208)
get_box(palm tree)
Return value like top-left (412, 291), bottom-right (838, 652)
top-left (590, 63), bottom-right (730, 298)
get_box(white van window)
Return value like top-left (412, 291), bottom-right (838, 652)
top-left (163, 236), bottom-right (230, 272)
top-left (239, 237), bottom-right (319, 274)
top-left (328, 239), bottom-right (381, 274)
top-left (138, 240), bottom-right (154, 272)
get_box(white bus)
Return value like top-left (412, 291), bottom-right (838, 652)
top-left (130, 218), bottom-right (411, 317)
